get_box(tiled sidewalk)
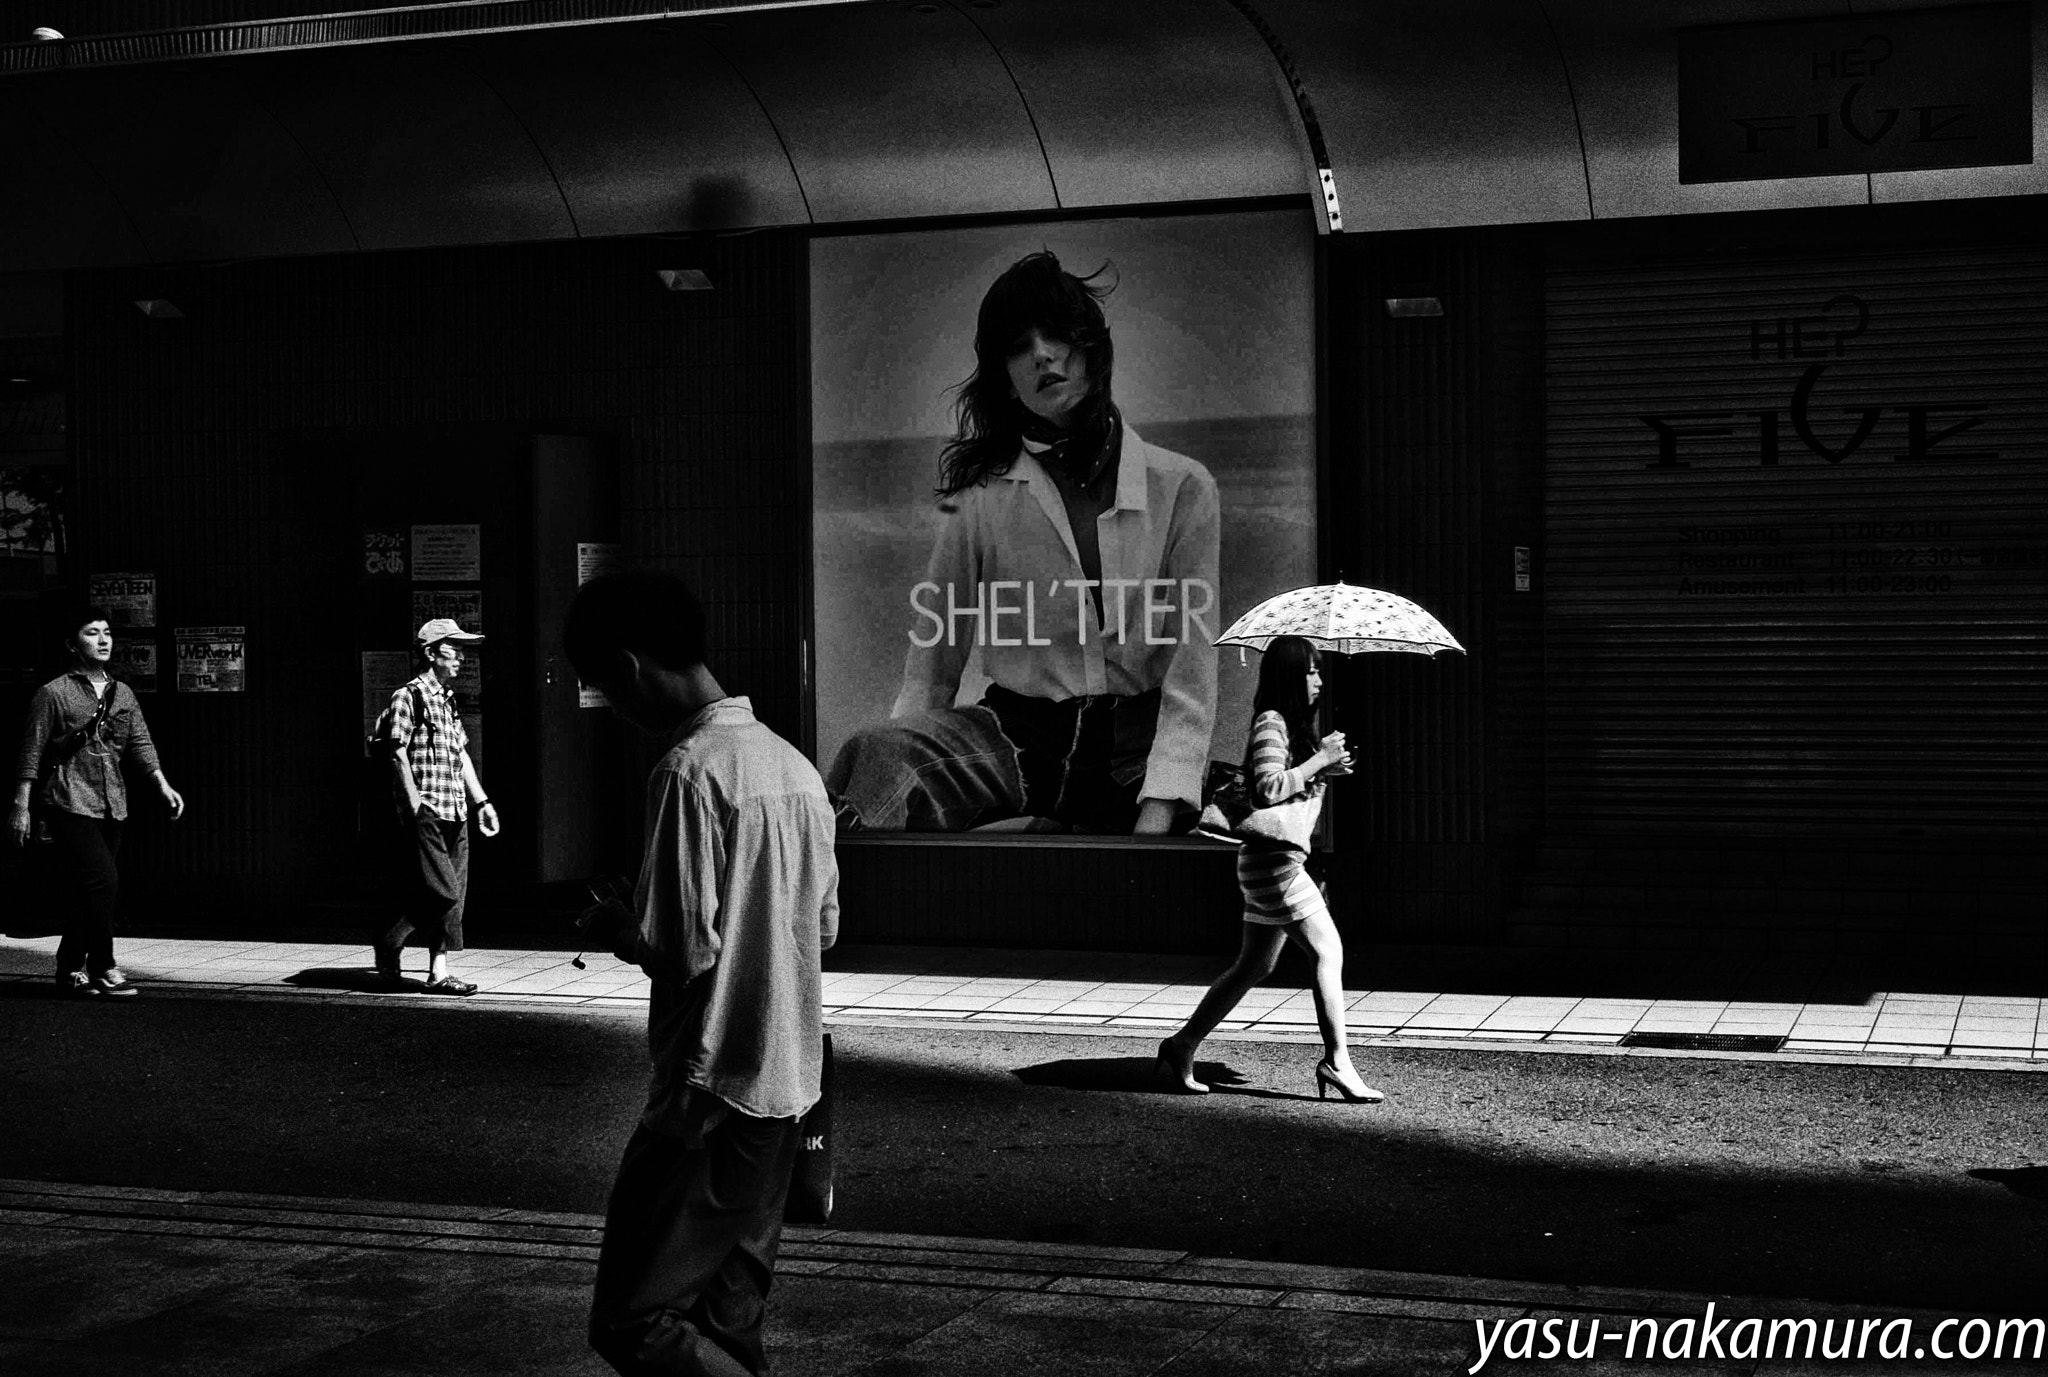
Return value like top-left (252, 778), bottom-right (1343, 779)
top-left (3, 934), bottom-right (2045, 1064)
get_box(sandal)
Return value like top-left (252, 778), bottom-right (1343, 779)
top-left (422, 976), bottom-right (478, 997)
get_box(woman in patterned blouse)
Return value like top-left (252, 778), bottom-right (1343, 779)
top-left (1157, 635), bottom-right (1382, 1102)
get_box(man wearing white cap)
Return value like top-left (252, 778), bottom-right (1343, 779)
top-left (373, 617), bottom-right (500, 995)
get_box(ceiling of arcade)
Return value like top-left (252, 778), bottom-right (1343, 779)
top-left (1, 0), bottom-right (2043, 271)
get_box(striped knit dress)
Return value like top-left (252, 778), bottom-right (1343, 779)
top-left (1237, 710), bottom-right (1327, 926)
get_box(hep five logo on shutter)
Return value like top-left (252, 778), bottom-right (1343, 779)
top-left (1638, 294), bottom-right (2003, 471)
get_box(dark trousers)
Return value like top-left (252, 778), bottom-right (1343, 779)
top-left (589, 1116), bottom-right (803, 1377)
top-left (984, 684), bottom-right (1160, 833)
top-left (47, 810), bottom-right (123, 977)
top-left (376, 812), bottom-right (468, 957)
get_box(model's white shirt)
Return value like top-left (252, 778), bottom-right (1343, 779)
top-left (894, 426), bottom-right (1221, 808)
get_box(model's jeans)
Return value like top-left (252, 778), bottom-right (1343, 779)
top-left (827, 687), bottom-right (1158, 833)
top-left (47, 809), bottom-right (123, 977)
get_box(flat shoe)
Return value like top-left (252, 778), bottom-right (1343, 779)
top-left (422, 976), bottom-right (478, 997)
top-left (91, 968), bottom-right (138, 998)
top-left (56, 971), bottom-right (100, 999)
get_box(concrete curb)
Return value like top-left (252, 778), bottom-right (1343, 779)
top-left (0, 1178), bottom-right (1954, 1324)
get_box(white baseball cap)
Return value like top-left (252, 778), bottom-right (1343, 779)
top-left (417, 617), bottom-right (484, 645)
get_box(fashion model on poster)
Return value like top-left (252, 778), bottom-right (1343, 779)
top-left (567, 568), bottom-right (839, 1377)
top-left (371, 617), bottom-right (499, 996)
top-left (828, 250), bottom-right (1221, 834)
top-left (9, 606), bottom-right (185, 998)
top-left (1158, 635), bottom-right (1383, 1102)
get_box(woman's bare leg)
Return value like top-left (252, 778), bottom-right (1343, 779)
top-left (1287, 909), bottom-right (1381, 1098)
top-left (1162, 923), bottom-right (1288, 1088)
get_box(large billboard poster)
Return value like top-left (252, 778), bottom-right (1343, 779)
top-left (811, 209), bottom-right (1317, 837)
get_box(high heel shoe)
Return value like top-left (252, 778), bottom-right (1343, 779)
top-left (1156, 1038), bottom-right (1209, 1094)
top-left (1314, 1059), bottom-right (1384, 1104)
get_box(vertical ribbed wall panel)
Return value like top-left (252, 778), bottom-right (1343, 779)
top-left (68, 232), bottom-right (809, 911)
top-left (1324, 231), bottom-right (1546, 944)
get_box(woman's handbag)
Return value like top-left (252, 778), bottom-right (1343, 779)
top-left (784, 1033), bottom-right (835, 1224)
top-left (1195, 764), bottom-right (1251, 843)
top-left (1195, 764), bottom-right (1313, 849)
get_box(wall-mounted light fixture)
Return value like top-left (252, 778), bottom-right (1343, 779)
top-left (31, 27), bottom-right (64, 41)
top-left (134, 299), bottom-right (184, 319)
top-left (1383, 296), bottom-right (1444, 319)
top-left (655, 269), bottom-right (713, 292)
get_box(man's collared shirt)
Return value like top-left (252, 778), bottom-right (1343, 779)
top-left (15, 671), bottom-right (160, 821)
top-left (385, 672), bottom-right (469, 822)
top-left (631, 697), bottom-right (840, 1128)
top-left (894, 424), bottom-right (1222, 810)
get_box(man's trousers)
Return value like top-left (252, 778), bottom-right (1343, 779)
top-left (589, 1113), bottom-right (803, 1377)
top-left (376, 811), bottom-right (467, 957)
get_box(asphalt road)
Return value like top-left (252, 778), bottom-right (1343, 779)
top-left (2, 991), bottom-right (2043, 1314)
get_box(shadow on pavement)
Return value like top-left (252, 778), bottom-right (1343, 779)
top-left (1013, 1055), bottom-right (1314, 1101)
top-left (1967, 1166), bottom-right (2048, 1202)
top-left (282, 966), bottom-right (417, 994)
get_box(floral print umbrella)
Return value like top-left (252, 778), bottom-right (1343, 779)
top-left (1215, 581), bottom-right (1465, 657)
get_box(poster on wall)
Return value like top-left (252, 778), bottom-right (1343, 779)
top-left (411, 588), bottom-right (483, 635)
top-left (410, 523), bottom-right (481, 581)
top-left (578, 541), bottom-right (624, 585)
top-left (175, 626), bottom-right (246, 692)
top-left (577, 542), bottom-right (625, 707)
top-left (361, 650), bottom-right (414, 742)
top-left (456, 647), bottom-right (485, 715)
top-left (0, 461), bottom-right (65, 596)
top-left (110, 640), bottom-right (158, 693)
top-left (810, 209), bottom-right (1318, 837)
top-left (362, 529), bottom-right (407, 578)
top-left (89, 572), bottom-right (156, 628)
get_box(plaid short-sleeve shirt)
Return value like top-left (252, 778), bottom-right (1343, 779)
top-left (387, 672), bottom-right (469, 822)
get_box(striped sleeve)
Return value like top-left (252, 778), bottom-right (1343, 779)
top-left (1246, 711), bottom-right (1310, 806)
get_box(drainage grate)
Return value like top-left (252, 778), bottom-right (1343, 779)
top-left (1620, 1032), bottom-right (1786, 1053)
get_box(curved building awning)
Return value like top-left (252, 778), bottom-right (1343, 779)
top-left (0, 0), bottom-right (2041, 271)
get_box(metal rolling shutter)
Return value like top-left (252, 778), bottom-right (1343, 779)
top-left (1544, 243), bottom-right (2048, 838)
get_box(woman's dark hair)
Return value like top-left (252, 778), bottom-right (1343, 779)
top-left (936, 251), bottom-right (1116, 498)
top-left (1247, 635), bottom-right (1322, 768)
top-left (563, 567), bottom-right (707, 686)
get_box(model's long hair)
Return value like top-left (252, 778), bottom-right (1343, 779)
top-left (936, 251), bottom-right (1117, 498)
top-left (1247, 635), bottom-right (1323, 769)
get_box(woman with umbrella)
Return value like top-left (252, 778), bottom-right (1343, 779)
top-left (1155, 634), bottom-right (1381, 1100)
top-left (1155, 582), bottom-right (1461, 1101)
